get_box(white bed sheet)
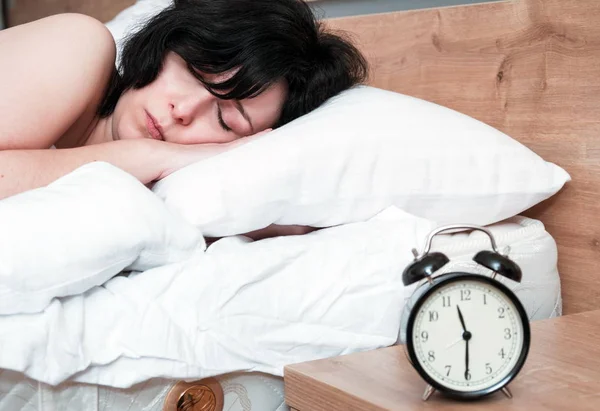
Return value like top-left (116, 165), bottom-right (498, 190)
top-left (0, 370), bottom-right (287, 411)
top-left (0, 215), bottom-right (561, 410)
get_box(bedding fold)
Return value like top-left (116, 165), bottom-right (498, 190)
top-left (0, 163), bottom-right (561, 389)
top-left (0, 205), bottom-right (437, 387)
top-left (0, 162), bottom-right (205, 315)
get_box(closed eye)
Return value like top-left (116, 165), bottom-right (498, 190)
top-left (217, 105), bottom-right (232, 132)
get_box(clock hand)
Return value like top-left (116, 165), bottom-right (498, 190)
top-left (457, 305), bottom-right (472, 380)
top-left (457, 305), bottom-right (468, 333)
top-left (465, 337), bottom-right (470, 380)
top-left (445, 336), bottom-right (464, 349)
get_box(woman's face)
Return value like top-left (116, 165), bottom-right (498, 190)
top-left (111, 52), bottom-right (287, 144)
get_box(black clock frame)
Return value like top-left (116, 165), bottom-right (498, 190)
top-left (405, 272), bottom-right (531, 400)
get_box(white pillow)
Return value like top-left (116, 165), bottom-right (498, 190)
top-left (105, 0), bottom-right (173, 63)
top-left (152, 86), bottom-right (570, 237)
top-left (0, 162), bottom-right (204, 315)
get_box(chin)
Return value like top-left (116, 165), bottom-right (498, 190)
top-left (116, 124), bottom-right (144, 141)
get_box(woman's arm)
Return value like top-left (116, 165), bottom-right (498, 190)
top-left (0, 140), bottom-right (164, 199)
top-left (0, 14), bottom-right (236, 199)
top-left (0, 139), bottom-right (245, 200)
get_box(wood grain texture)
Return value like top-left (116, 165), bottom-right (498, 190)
top-left (285, 310), bottom-right (600, 411)
top-left (7, 0), bottom-right (134, 25)
top-left (327, 0), bottom-right (600, 314)
top-left (6, 0), bottom-right (319, 25)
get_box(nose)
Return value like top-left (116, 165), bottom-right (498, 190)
top-left (170, 92), bottom-right (212, 126)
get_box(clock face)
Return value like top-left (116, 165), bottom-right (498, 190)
top-left (407, 274), bottom-right (530, 396)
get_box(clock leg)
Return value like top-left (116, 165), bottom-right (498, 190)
top-left (501, 386), bottom-right (513, 399)
top-left (422, 384), bottom-right (435, 401)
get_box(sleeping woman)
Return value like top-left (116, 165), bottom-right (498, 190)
top-left (0, 0), bottom-right (367, 203)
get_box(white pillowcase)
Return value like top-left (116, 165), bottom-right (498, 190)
top-left (0, 162), bottom-right (204, 315)
top-left (105, 0), bottom-right (173, 63)
top-left (152, 86), bottom-right (570, 236)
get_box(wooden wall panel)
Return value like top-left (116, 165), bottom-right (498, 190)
top-left (328, 0), bottom-right (600, 314)
top-left (7, 0), bottom-right (318, 26)
top-left (7, 0), bottom-right (134, 26)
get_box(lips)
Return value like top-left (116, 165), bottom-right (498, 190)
top-left (145, 111), bottom-right (164, 141)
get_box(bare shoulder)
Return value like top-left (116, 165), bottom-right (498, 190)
top-left (0, 14), bottom-right (116, 149)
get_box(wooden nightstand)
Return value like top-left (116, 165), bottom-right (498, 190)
top-left (284, 310), bottom-right (600, 411)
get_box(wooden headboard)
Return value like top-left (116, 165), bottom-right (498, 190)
top-left (9, 0), bottom-right (600, 314)
top-left (7, 0), bottom-right (134, 26)
top-left (327, 0), bottom-right (600, 315)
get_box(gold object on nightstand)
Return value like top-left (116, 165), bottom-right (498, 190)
top-left (163, 378), bottom-right (224, 411)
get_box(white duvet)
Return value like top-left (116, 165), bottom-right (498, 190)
top-left (0, 163), bottom-right (560, 388)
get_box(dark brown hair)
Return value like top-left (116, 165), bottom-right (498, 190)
top-left (98, 0), bottom-right (368, 128)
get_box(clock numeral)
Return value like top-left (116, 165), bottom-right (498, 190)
top-left (499, 348), bottom-right (506, 359)
top-left (460, 289), bottom-right (471, 301)
top-left (483, 294), bottom-right (487, 305)
top-left (485, 363), bottom-right (493, 375)
top-left (504, 328), bottom-right (512, 340)
top-left (498, 307), bottom-right (506, 318)
top-left (465, 371), bottom-right (471, 381)
top-left (421, 331), bottom-right (429, 343)
top-left (428, 351), bottom-right (435, 362)
top-left (428, 311), bottom-right (439, 322)
top-left (442, 296), bottom-right (451, 308)
top-left (444, 365), bottom-right (451, 377)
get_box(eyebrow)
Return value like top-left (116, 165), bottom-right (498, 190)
top-left (235, 100), bottom-right (254, 134)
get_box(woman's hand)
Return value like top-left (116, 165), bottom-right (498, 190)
top-left (157, 128), bottom-right (272, 180)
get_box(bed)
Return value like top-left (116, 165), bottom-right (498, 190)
top-left (3, 0), bottom-right (600, 410)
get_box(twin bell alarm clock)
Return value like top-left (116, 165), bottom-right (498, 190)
top-left (400, 224), bottom-right (530, 401)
